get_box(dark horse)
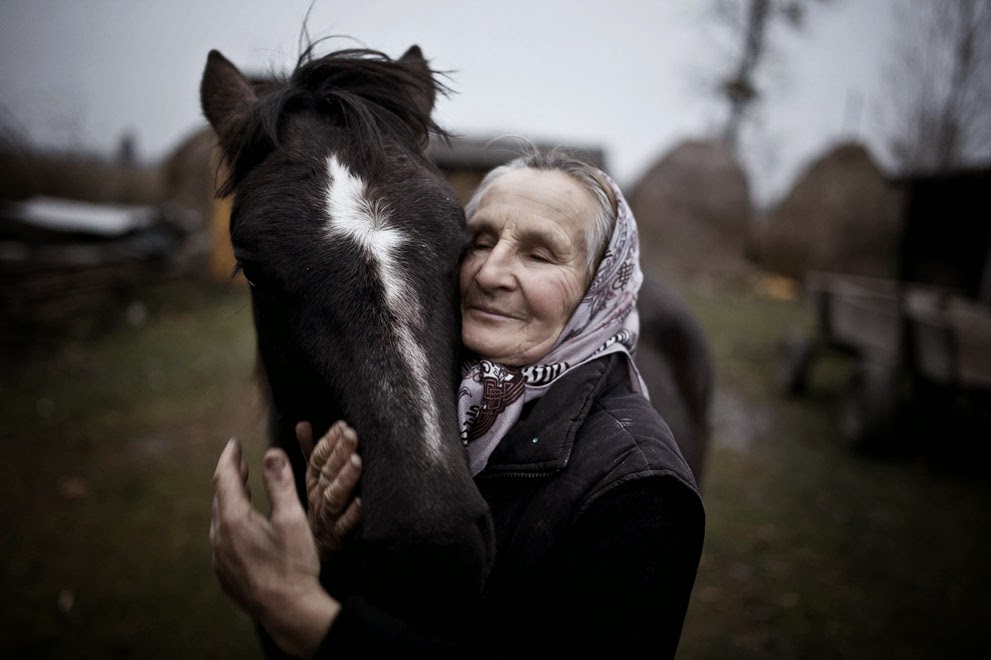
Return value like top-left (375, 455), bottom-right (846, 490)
top-left (200, 38), bottom-right (712, 654)
top-left (636, 277), bottom-right (713, 485)
top-left (200, 44), bottom-right (495, 644)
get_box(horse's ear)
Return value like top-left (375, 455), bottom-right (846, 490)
top-left (399, 45), bottom-right (437, 118)
top-left (200, 49), bottom-right (257, 152)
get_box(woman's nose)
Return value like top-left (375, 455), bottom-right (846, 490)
top-left (474, 245), bottom-right (516, 290)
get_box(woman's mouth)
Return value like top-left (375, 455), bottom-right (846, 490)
top-left (467, 304), bottom-right (517, 321)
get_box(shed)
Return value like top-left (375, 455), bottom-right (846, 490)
top-left (427, 135), bottom-right (606, 204)
top-left (895, 166), bottom-right (991, 303)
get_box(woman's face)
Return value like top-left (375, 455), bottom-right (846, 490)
top-left (460, 168), bottom-right (595, 366)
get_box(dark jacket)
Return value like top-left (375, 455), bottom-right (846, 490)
top-left (320, 352), bottom-right (705, 658)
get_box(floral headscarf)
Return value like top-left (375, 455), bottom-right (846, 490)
top-left (457, 170), bottom-right (647, 476)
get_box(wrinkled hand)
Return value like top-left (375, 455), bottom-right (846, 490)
top-left (210, 438), bottom-right (338, 659)
top-left (296, 421), bottom-right (363, 562)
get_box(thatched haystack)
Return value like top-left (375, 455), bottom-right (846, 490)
top-left (628, 139), bottom-right (753, 280)
top-left (751, 142), bottom-right (905, 280)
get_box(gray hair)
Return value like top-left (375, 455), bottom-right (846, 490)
top-left (464, 147), bottom-right (618, 280)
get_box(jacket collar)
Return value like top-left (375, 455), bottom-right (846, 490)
top-left (477, 355), bottom-right (617, 477)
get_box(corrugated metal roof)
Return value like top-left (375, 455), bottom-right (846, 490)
top-left (428, 135), bottom-right (606, 172)
top-left (2, 196), bottom-right (158, 237)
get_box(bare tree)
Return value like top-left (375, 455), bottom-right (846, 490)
top-left (880, 0), bottom-right (991, 174)
top-left (712, 0), bottom-right (833, 151)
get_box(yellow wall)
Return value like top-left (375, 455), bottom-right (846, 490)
top-left (206, 148), bottom-right (243, 286)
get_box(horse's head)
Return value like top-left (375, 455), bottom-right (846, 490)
top-left (200, 45), bottom-right (493, 619)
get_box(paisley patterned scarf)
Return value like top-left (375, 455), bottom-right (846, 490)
top-left (457, 171), bottom-right (647, 476)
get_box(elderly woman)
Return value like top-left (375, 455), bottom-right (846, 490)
top-left (210, 150), bottom-right (704, 659)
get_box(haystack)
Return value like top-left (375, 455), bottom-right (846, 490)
top-left (629, 139), bottom-right (752, 280)
top-left (752, 142), bottom-right (904, 280)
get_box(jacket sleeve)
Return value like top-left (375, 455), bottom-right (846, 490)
top-left (313, 595), bottom-right (466, 658)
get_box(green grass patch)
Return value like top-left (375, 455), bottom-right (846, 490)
top-left (2, 277), bottom-right (989, 659)
top-left (675, 283), bottom-right (991, 660)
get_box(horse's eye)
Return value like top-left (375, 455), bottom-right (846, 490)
top-left (233, 261), bottom-right (260, 288)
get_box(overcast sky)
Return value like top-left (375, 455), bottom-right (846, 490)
top-left (0, 0), bottom-right (898, 206)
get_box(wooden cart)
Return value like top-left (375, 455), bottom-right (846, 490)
top-left (779, 167), bottom-right (991, 452)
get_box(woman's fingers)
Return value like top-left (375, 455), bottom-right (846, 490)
top-left (301, 423), bottom-right (363, 560)
top-left (313, 492), bottom-right (362, 560)
top-left (296, 421), bottom-right (315, 461)
top-left (304, 422), bottom-right (339, 503)
top-left (306, 422), bottom-right (358, 496)
top-left (319, 453), bottom-right (362, 517)
top-left (335, 497), bottom-right (362, 539)
top-left (213, 438), bottom-right (249, 507)
top-left (317, 423), bottom-right (358, 493)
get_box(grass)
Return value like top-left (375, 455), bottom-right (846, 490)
top-left (1, 281), bottom-right (268, 659)
top-left (677, 282), bottom-right (991, 660)
top-left (2, 276), bottom-right (989, 659)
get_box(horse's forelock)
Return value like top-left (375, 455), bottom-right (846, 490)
top-left (294, 47), bottom-right (448, 128)
top-left (217, 48), bottom-right (450, 197)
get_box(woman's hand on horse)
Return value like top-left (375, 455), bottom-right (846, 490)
top-left (296, 420), bottom-right (363, 561)
top-left (210, 438), bottom-right (339, 658)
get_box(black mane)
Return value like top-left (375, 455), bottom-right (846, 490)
top-left (218, 46), bottom-right (451, 197)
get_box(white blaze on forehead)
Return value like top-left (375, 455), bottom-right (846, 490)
top-left (325, 155), bottom-right (403, 258)
top-left (324, 154), bottom-right (442, 461)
